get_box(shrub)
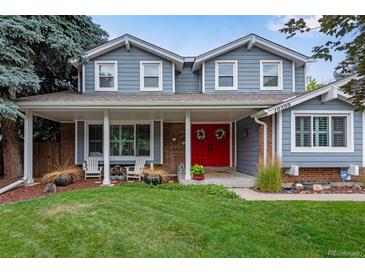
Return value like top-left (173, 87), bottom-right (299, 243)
top-left (41, 164), bottom-right (82, 186)
top-left (257, 159), bottom-right (282, 192)
top-left (190, 164), bottom-right (205, 175)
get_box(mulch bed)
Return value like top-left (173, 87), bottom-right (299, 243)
top-left (0, 179), bottom-right (126, 205)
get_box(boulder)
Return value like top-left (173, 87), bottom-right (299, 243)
top-left (293, 183), bottom-right (304, 191)
top-left (312, 184), bottom-right (323, 192)
top-left (43, 183), bottom-right (56, 194)
top-left (353, 184), bottom-right (362, 191)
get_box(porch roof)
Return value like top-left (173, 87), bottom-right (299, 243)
top-left (16, 91), bottom-right (299, 109)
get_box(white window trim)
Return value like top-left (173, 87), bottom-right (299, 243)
top-left (84, 120), bottom-right (154, 161)
top-left (290, 110), bottom-right (354, 153)
top-left (260, 60), bottom-right (283, 91)
top-left (140, 61), bottom-right (163, 91)
top-left (95, 61), bottom-right (118, 91)
top-left (215, 60), bottom-right (238, 91)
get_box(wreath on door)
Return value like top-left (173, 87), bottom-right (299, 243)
top-left (196, 128), bottom-right (206, 140)
top-left (215, 128), bottom-right (226, 140)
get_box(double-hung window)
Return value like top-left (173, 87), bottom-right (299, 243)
top-left (215, 60), bottom-right (238, 90)
top-left (95, 61), bottom-right (118, 91)
top-left (140, 61), bottom-right (163, 91)
top-left (87, 123), bottom-right (152, 159)
top-left (260, 60), bottom-right (283, 90)
top-left (292, 111), bottom-right (353, 152)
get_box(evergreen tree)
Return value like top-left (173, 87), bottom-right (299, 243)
top-left (0, 16), bottom-right (108, 178)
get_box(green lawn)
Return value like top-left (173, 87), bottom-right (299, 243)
top-left (0, 183), bottom-right (364, 258)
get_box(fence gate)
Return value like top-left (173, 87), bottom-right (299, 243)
top-left (33, 142), bottom-right (60, 178)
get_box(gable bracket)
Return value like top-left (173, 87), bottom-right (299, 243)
top-left (247, 35), bottom-right (255, 50)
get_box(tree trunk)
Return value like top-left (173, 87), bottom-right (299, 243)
top-left (1, 118), bottom-right (22, 178)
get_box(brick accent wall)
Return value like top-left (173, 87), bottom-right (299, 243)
top-left (59, 123), bottom-right (75, 166)
top-left (258, 116), bottom-right (272, 165)
top-left (163, 122), bottom-right (185, 174)
top-left (283, 167), bottom-right (365, 183)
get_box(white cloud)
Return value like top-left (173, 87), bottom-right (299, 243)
top-left (267, 15), bottom-right (321, 33)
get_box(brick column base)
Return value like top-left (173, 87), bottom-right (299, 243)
top-left (163, 123), bottom-right (185, 174)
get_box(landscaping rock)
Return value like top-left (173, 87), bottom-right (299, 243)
top-left (293, 183), bottom-right (304, 191)
top-left (312, 184), bottom-right (323, 192)
top-left (43, 183), bottom-right (56, 194)
top-left (321, 183), bottom-right (332, 190)
top-left (353, 184), bottom-right (362, 191)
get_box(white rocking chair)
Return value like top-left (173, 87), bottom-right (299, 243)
top-left (83, 157), bottom-right (102, 179)
top-left (125, 159), bottom-right (146, 181)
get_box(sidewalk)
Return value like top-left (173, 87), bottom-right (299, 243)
top-left (231, 188), bottom-right (365, 201)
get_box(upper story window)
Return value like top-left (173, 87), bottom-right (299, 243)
top-left (260, 60), bottom-right (283, 90)
top-left (215, 60), bottom-right (238, 90)
top-left (292, 111), bottom-right (353, 153)
top-left (95, 61), bottom-right (118, 91)
top-left (140, 61), bottom-right (163, 91)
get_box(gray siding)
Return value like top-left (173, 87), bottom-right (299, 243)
top-left (295, 65), bottom-right (305, 92)
top-left (282, 97), bottom-right (363, 168)
top-left (236, 117), bottom-right (259, 175)
top-left (175, 63), bottom-right (200, 93)
top-left (84, 45), bottom-right (173, 93)
top-left (204, 46), bottom-right (294, 92)
top-left (76, 121), bottom-right (85, 164)
top-left (75, 120), bottom-right (162, 165)
top-left (153, 121), bottom-right (162, 164)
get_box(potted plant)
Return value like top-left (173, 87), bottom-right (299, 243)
top-left (191, 164), bottom-right (205, 180)
top-left (143, 167), bottom-right (167, 185)
top-left (41, 165), bottom-right (82, 187)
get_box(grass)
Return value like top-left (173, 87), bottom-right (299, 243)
top-left (0, 183), bottom-right (364, 258)
top-left (257, 159), bottom-right (282, 192)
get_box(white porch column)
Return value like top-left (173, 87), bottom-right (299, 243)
top-left (185, 110), bottom-right (191, 180)
top-left (24, 110), bottom-right (33, 184)
top-left (103, 109), bottom-right (111, 185)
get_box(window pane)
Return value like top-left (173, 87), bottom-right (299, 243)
top-left (99, 64), bottom-right (115, 77)
top-left (263, 76), bottom-right (278, 87)
top-left (143, 64), bottom-right (159, 76)
top-left (89, 124), bottom-right (103, 157)
top-left (263, 63), bottom-right (278, 76)
top-left (218, 63), bottom-right (233, 75)
top-left (332, 117), bottom-right (346, 147)
top-left (295, 116), bottom-right (311, 147)
top-left (136, 124), bottom-right (150, 156)
top-left (121, 125), bottom-right (134, 156)
top-left (219, 76), bottom-right (234, 87)
top-left (99, 77), bottom-right (114, 88)
top-left (144, 76), bottom-right (159, 88)
top-left (313, 117), bottom-right (329, 147)
top-left (110, 125), bottom-right (120, 156)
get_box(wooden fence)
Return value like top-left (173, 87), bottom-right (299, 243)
top-left (33, 142), bottom-right (60, 178)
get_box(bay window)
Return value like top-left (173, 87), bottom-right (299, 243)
top-left (88, 123), bottom-right (152, 158)
top-left (292, 111), bottom-right (353, 152)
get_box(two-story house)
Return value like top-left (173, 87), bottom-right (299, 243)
top-left (16, 33), bottom-right (363, 185)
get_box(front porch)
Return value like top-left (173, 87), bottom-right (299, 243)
top-left (179, 169), bottom-right (256, 188)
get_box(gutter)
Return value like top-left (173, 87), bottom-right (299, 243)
top-left (253, 116), bottom-right (267, 167)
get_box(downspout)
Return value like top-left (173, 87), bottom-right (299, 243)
top-left (0, 111), bottom-right (27, 195)
top-left (254, 117), bottom-right (267, 167)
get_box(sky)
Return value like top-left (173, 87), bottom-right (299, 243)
top-left (92, 15), bottom-right (346, 84)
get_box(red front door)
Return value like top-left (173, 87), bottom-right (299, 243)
top-left (191, 124), bottom-right (230, 166)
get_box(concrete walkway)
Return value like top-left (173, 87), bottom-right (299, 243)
top-left (231, 188), bottom-right (365, 201)
top-left (180, 171), bottom-right (256, 188)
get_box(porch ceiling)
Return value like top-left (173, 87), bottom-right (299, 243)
top-left (31, 108), bottom-right (257, 123)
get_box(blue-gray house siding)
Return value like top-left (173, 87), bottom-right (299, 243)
top-left (281, 97), bottom-right (363, 168)
top-left (175, 63), bottom-right (200, 93)
top-left (236, 117), bottom-right (259, 175)
top-left (84, 45), bottom-right (173, 93)
top-left (76, 120), bottom-right (162, 165)
top-left (204, 46), bottom-right (298, 93)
